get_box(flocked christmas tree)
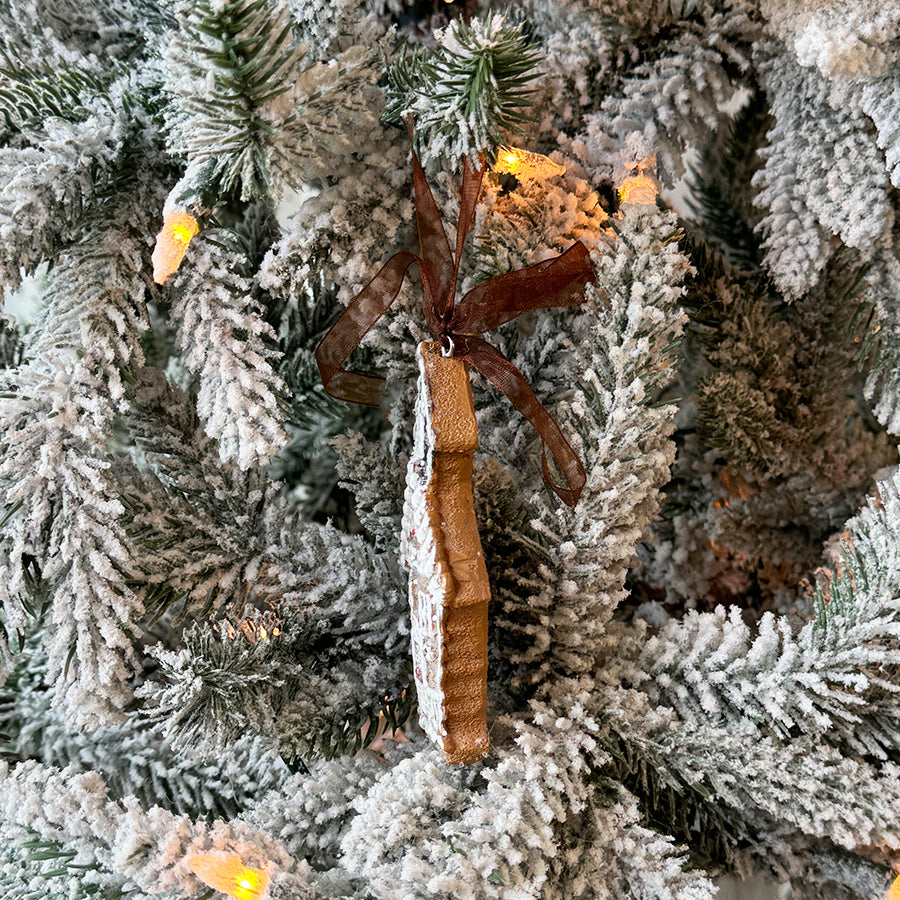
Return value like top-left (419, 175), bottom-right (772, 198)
top-left (2, 0), bottom-right (900, 897)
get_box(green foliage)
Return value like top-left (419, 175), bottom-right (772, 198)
top-left (599, 710), bottom-right (897, 897)
top-left (0, 51), bottom-right (109, 140)
top-left (0, 63), bottom-right (171, 294)
top-left (638, 490), bottom-right (900, 761)
top-left (332, 431), bottom-right (403, 552)
top-left (0, 829), bottom-right (120, 900)
top-left (384, 13), bottom-right (542, 168)
top-left (661, 235), bottom-right (893, 587)
top-left (0, 633), bottom-right (285, 821)
top-left (685, 87), bottom-right (770, 272)
top-left (586, 0), bottom-right (753, 42)
top-left (597, 723), bottom-right (741, 871)
top-left (807, 482), bottom-right (900, 749)
top-left (278, 283), bottom-right (369, 437)
top-left (145, 621), bottom-right (285, 750)
top-left (299, 683), bottom-right (414, 764)
top-left (170, 226), bottom-right (288, 470)
top-left (0, 0), bottom-right (173, 66)
top-left (271, 280), bottom-right (382, 515)
top-left (662, 102), bottom-right (894, 596)
top-left (121, 369), bottom-right (278, 623)
top-left (165, 0), bottom-right (307, 202)
top-left (852, 226), bottom-right (900, 436)
top-left (145, 614), bottom-right (413, 766)
top-left (473, 459), bottom-right (558, 700)
top-left (381, 46), bottom-right (420, 128)
top-left (695, 250), bottom-right (870, 481)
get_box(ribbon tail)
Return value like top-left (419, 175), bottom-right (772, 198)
top-left (460, 336), bottom-right (586, 507)
top-left (315, 250), bottom-right (419, 406)
top-left (404, 117), bottom-right (455, 333)
top-left (451, 159), bottom-right (486, 291)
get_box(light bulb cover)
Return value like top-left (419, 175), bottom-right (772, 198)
top-left (186, 852), bottom-right (269, 900)
top-left (152, 209), bottom-right (200, 284)
top-left (493, 146), bottom-right (565, 181)
top-left (618, 172), bottom-right (658, 206)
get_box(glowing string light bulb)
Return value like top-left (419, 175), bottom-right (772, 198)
top-left (493, 146), bottom-right (565, 181)
top-left (618, 172), bottom-right (658, 205)
top-left (186, 852), bottom-right (269, 900)
top-left (152, 208), bottom-right (200, 284)
top-left (888, 873), bottom-right (900, 900)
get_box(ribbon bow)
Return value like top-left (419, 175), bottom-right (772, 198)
top-left (315, 130), bottom-right (597, 507)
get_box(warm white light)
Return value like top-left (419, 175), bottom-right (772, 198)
top-left (494, 146), bottom-right (565, 181)
top-left (618, 173), bottom-right (658, 205)
top-left (152, 209), bottom-right (199, 284)
top-left (186, 852), bottom-right (269, 900)
top-left (888, 873), bottom-right (900, 900)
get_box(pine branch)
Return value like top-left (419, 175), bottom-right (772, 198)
top-left (0, 355), bottom-right (148, 727)
top-left (0, 200), bottom-right (170, 724)
top-left (141, 617), bottom-right (412, 765)
top-left (276, 43), bottom-right (383, 181)
top-left (0, 112), bottom-right (123, 292)
top-left (478, 207), bottom-right (688, 682)
top-left (857, 68), bottom-right (900, 190)
top-left (599, 717), bottom-right (745, 871)
top-left (124, 372), bottom-right (411, 749)
top-left (593, 667), bottom-right (900, 872)
top-left (752, 51), bottom-right (892, 300)
top-left (122, 389), bottom-right (285, 624)
top-left (164, 0), bottom-right (307, 202)
top-left (384, 12), bottom-right (542, 169)
top-left (472, 459), bottom-right (560, 698)
top-left (787, 845), bottom-right (893, 900)
top-left (586, 5), bottom-right (759, 182)
top-left (0, 826), bottom-right (118, 900)
top-left (685, 85), bottom-right (769, 271)
top-left (0, 758), bottom-right (305, 899)
top-left (599, 697), bottom-right (895, 896)
top-left (124, 368), bottom-right (252, 518)
top-left (332, 431), bottom-right (404, 553)
top-left (333, 679), bottom-right (715, 899)
top-left (171, 230), bottom-right (287, 470)
top-left (657, 235), bottom-right (892, 592)
top-left (606, 32), bottom-right (744, 179)
top-left (289, 0), bottom-right (376, 62)
top-left (632, 415), bottom-right (900, 758)
top-left (0, 634), bottom-right (286, 821)
top-left (694, 248), bottom-right (880, 481)
top-left (0, 313), bottom-right (22, 369)
top-left (243, 748), bottom-right (415, 872)
top-left (0, 50), bottom-right (110, 140)
top-left (0, 0), bottom-right (172, 68)
top-left (0, 63), bottom-right (169, 295)
top-left (27, 219), bottom-right (153, 411)
top-left (649, 721), bottom-right (900, 852)
top-left (580, 784), bottom-right (718, 900)
top-left (858, 231), bottom-right (900, 436)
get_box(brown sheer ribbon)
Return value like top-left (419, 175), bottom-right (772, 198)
top-left (315, 130), bottom-right (597, 507)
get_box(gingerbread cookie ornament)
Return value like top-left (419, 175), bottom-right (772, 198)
top-left (315, 128), bottom-right (596, 766)
top-left (400, 342), bottom-right (490, 765)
